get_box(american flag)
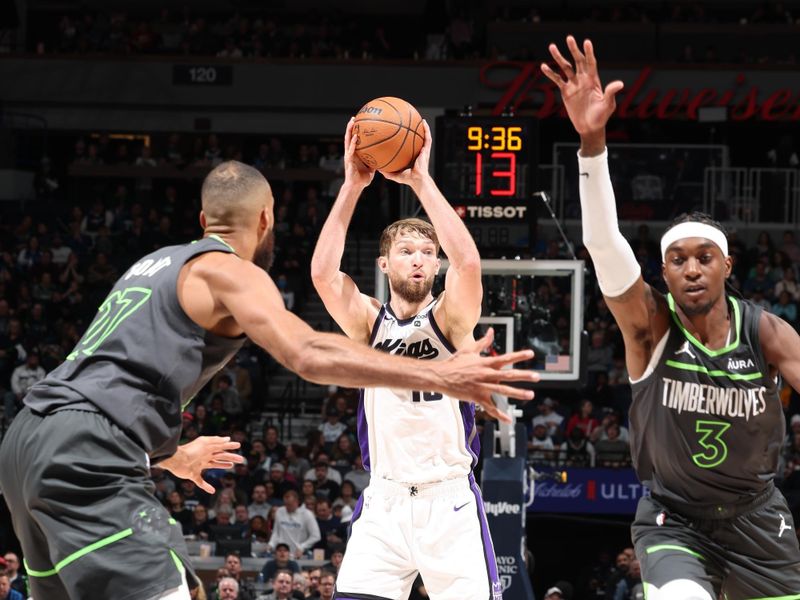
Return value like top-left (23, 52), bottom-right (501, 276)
top-left (545, 354), bottom-right (570, 371)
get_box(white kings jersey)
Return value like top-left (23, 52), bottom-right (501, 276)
top-left (357, 297), bottom-right (480, 485)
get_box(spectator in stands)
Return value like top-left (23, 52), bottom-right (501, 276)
top-left (304, 495), bottom-right (318, 514)
top-left (216, 576), bottom-right (241, 600)
top-left (0, 572), bottom-right (23, 600)
top-left (532, 397), bottom-right (565, 440)
top-left (586, 330), bottom-right (614, 377)
top-left (306, 568), bottom-right (322, 599)
top-left (743, 260), bottom-right (773, 298)
top-left (330, 434), bottom-right (357, 474)
top-left (1, 554), bottom-right (25, 597)
top-left (261, 543), bottom-right (301, 582)
top-left (262, 569), bottom-right (294, 600)
top-left (591, 412), bottom-right (630, 443)
top-left (193, 403), bottom-right (215, 435)
top-left (594, 423), bottom-right (630, 468)
top-left (544, 586), bottom-right (564, 600)
top-left (213, 373), bottom-right (243, 417)
top-left (308, 461), bottom-right (341, 502)
top-left (344, 454), bottom-right (369, 493)
top-left (565, 399), bottom-right (599, 439)
top-left (613, 557), bottom-right (642, 600)
top-left (180, 478), bottom-right (211, 510)
top-left (268, 489), bottom-right (321, 559)
top-left (249, 484), bottom-right (272, 519)
top-left (189, 504), bottom-right (212, 539)
top-left (234, 504), bottom-right (251, 530)
top-left (560, 427), bottom-right (596, 467)
top-left (318, 571), bottom-right (335, 600)
top-left (293, 572), bottom-right (310, 598)
top-left (529, 423), bottom-right (556, 464)
top-left (5, 352), bottom-right (45, 423)
top-left (775, 267), bottom-right (800, 303)
top-left (315, 499), bottom-right (344, 554)
top-left (319, 143), bottom-right (344, 200)
top-left (269, 462), bottom-right (297, 497)
top-left (285, 443), bottom-right (311, 482)
top-left (332, 480), bottom-right (357, 511)
top-left (277, 273), bottom-right (296, 311)
top-left (166, 490), bottom-right (193, 533)
top-left (323, 544), bottom-right (345, 574)
top-left (319, 405), bottom-right (348, 451)
top-left (264, 425), bottom-right (287, 462)
top-left (249, 515), bottom-right (270, 543)
top-left (224, 553), bottom-right (254, 600)
top-left (773, 291), bottom-right (798, 327)
top-left (216, 473), bottom-right (249, 507)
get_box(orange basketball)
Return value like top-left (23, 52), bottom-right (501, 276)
top-left (353, 97), bottom-right (424, 172)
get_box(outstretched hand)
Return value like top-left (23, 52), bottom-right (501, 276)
top-left (344, 117), bottom-right (375, 189)
top-left (440, 327), bottom-right (539, 423)
top-left (380, 119), bottom-right (433, 192)
top-left (159, 436), bottom-right (245, 494)
top-left (540, 36), bottom-right (624, 136)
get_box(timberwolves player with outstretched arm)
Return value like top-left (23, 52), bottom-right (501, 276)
top-left (311, 119), bottom-right (516, 600)
top-left (541, 36), bottom-right (800, 599)
top-left (0, 162), bottom-right (537, 600)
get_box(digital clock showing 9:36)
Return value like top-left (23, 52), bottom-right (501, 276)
top-left (434, 116), bottom-right (538, 253)
top-left (434, 116), bottom-right (537, 202)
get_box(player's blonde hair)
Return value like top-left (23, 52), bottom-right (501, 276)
top-left (379, 218), bottom-right (439, 257)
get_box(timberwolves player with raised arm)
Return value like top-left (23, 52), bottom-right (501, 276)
top-left (0, 162), bottom-right (537, 600)
top-left (541, 36), bottom-right (800, 599)
top-left (311, 119), bottom-right (521, 600)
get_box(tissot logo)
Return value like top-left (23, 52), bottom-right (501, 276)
top-left (484, 501), bottom-right (521, 516)
top-left (455, 205), bottom-right (527, 220)
top-left (373, 338), bottom-right (439, 359)
top-left (728, 357), bottom-right (755, 370)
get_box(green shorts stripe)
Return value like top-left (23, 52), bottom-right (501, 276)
top-left (24, 528), bottom-right (134, 577)
top-left (646, 544), bottom-right (704, 560)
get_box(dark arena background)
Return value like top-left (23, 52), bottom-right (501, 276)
top-left (1, 1), bottom-right (800, 599)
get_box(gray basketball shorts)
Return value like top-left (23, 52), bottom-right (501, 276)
top-left (631, 488), bottom-right (800, 598)
top-left (0, 406), bottom-right (193, 600)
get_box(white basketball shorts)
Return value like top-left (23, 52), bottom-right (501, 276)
top-left (333, 474), bottom-right (502, 600)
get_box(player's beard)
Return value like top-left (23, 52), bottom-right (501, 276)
top-left (389, 271), bottom-right (434, 304)
top-left (253, 230), bottom-right (275, 273)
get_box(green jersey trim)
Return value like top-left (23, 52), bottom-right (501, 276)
top-left (207, 234), bottom-right (237, 254)
top-left (24, 528), bottom-right (134, 577)
top-left (744, 594), bottom-right (800, 600)
top-left (169, 549), bottom-right (186, 575)
top-left (665, 359), bottom-right (762, 381)
top-left (667, 294), bottom-right (741, 357)
top-left (645, 544), bottom-right (704, 560)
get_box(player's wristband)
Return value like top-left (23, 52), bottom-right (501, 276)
top-left (578, 148), bottom-right (640, 297)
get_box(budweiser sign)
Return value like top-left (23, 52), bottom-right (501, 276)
top-left (480, 62), bottom-right (800, 121)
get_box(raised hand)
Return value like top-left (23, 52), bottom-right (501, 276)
top-left (540, 36), bottom-right (624, 136)
top-left (380, 119), bottom-right (433, 192)
top-left (439, 327), bottom-right (539, 423)
top-left (159, 436), bottom-right (245, 494)
top-left (344, 117), bottom-right (375, 188)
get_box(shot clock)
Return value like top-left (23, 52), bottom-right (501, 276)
top-left (434, 116), bottom-right (538, 255)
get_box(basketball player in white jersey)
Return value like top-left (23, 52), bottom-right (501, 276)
top-left (311, 119), bottom-right (523, 600)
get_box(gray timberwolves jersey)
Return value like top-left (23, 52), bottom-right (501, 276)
top-left (629, 294), bottom-right (783, 506)
top-left (26, 236), bottom-right (245, 461)
top-left (358, 298), bottom-right (480, 484)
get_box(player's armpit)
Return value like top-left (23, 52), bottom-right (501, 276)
top-left (605, 279), bottom-right (670, 379)
top-left (760, 311), bottom-right (800, 389)
top-left (311, 271), bottom-right (377, 343)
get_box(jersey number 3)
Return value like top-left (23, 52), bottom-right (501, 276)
top-left (67, 287), bottom-right (152, 360)
top-left (692, 420), bottom-right (732, 469)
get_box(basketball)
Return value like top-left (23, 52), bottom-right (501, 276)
top-left (353, 97), bottom-right (424, 172)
